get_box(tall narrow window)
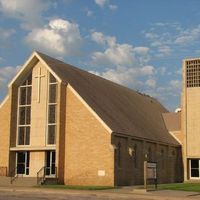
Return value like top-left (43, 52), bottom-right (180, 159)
top-left (190, 159), bottom-right (200, 178)
top-left (117, 142), bottom-right (121, 168)
top-left (17, 73), bottom-right (32, 145)
top-left (161, 149), bottom-right (165, 169)
top-left (134, 144), bottom-right (137, 168)
top-left (147, 147), bottom-right (152, 162)
top-left (47, 73), bottom-right (57, 145)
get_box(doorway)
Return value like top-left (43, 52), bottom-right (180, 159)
top-left (45, 151), bottom-right (56, 176)
top-left (16, 151), bottom-right (30, 175)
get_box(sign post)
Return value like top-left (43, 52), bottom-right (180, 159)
top-left (144, 161), bottom-right (157, 191)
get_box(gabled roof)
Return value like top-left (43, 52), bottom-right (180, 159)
top-left (162, 112), bottom-right (181, 132)
top-left (34, 51), bottom-right (180, 146)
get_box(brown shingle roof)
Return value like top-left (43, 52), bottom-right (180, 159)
top-left (37, 52), bottom-right (180, 146)
top-left (162, 112), bottom-right (181, 131)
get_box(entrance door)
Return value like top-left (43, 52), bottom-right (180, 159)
top-left (16, 152), bottom-right (30, 175)
top-left (45, 151), bottom-right (56, 176)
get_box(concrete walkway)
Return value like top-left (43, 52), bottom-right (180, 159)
top-left (0, 185), bottom-right (200, 199)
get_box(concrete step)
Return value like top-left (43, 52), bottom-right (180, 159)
top-left (0, 176), bottom-right (11, 186)
top-left (43, 177), bottom-right (58, 185)
top-left (0, 176), bottom-right (37, 187)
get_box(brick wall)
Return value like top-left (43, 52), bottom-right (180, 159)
top-left (64, 86), bottom-right (114, 186)
top-left (0, 95), bottom-right (11, 171)
top-left (112, 134), bottom-right (183, 186)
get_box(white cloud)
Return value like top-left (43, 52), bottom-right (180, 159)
top-left (140, 65), bottom-right (154, 75)
top-left (0, 65), bottom-right (21, 88)
top-left (174, 25), bottom-right (200, 45)
top-left (94, 0), bottom-right (117, 11)
top-left (176, 68), bottom-right (182, 75)
top-left (145, 79), bottom-right (156, 88)
top-left (0, 0), bottom-right (50, 29)
top-left (95, 0), bottom-right (109, 7)
top-left (158, 67), bottom-right (166, 75)
top-left (91, 31), bottom-right (150, 67)
top-left (92, 44), bottom-right (136, 66)
top-left (25, 18), bottom-right (82, 57)
top-left (109, 4), bottom-right (118, 11)
top-left (86, 9), bottom-right (93, 17)
top-left (157, 45), bottom-right (171, 56)
top-left (90, 65), bottom-right (156, 90)
top-left (144, 23), bottom-right (200, 58)
top-left (169, 79), bottom-right (181, 90)
top-left (0, 28), bottom-right (15, 39)
top-left (91, 31), bottom-right (116, 46)
top-left (90, 32), bottom-right (154, 89)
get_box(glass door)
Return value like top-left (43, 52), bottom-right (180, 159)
top-left (45, 151), bottom-right (56, 176)
top-left (16, 152), bottom-right (29, 175)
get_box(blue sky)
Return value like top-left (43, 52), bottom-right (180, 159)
top-left (0, 0), bottom-right (200, 111)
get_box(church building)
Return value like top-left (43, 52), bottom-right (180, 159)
top-left (0, 51), bottom-right (184, 186)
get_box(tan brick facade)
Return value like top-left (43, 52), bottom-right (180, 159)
top-left (0, 95), bottom-right (11, 175)
top-left (64, 86), bottom-right (114, 186)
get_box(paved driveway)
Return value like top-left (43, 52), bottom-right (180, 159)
top-left (0, 187), bottom-right (200, 200)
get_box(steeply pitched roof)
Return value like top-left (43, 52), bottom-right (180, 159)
top-left (37, 51), bottom-right (180, 146)
top-left (162, 112), bottom-right (181, 132)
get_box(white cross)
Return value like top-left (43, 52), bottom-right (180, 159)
top-left (35, 67), bottom-right (45, 103)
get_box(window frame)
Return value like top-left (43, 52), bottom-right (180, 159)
top-left (190, 159), bottom-right (200, 179)
top-left (16, 72), bottom-right (32, 147)
top-left (46, 73), bottom-right (58, 146)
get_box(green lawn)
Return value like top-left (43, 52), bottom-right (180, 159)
top-left (36, 185), bottom-right (115, 190)
top-left (158, 183), bottom-right (200, 192)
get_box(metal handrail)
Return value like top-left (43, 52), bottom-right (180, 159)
top-left (37, 166), bottom-right (58, 185)
top-left (37, 166), bottom-right (46, 185)
top-left (10, 166), bottom-right (19, 184)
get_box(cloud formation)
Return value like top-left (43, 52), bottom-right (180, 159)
top-left (90, 31), bottom-right (155, 89)
top-left (144, 22), bottom-right (200, 57)
top-left (0, 28), bottom-right (15, 40)
top-left (0, 0), bottom-right (50, 29)
top-left (91, 31), bottom-right (150, 67)
top-left (0, 65), bottom-right (21, 88)
top-left (25, 18), bottom-right (82, 57)
top-left (94, 0), bottom-right (117, 11)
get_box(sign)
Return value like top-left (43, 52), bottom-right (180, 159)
top-left (98, 170), bottom-right (105, 176)
top-left (147, 162), bottom-right (157, 179)
top-left (144, 161), bottom-right (157, 191)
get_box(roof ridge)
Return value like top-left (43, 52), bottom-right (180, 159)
top-left (36, 51), bottom-right (162, 107)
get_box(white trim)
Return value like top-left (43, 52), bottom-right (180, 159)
top-left (10, 146), bottom-right (56, 151)
top-left (9, 52), bottom-right (37, 87)
top-left (189, 159), bottom-right (200, 180)
top-left (67, 84), bottom-right (112, 134)
top-left (36, 52), bottom-right (62, 83)
top-left (8, 51), bottom-right (62, 88)
top-left (168, 131), bottom-right (182, 145)
top-left (0, 95), bottom-right (9, 109)
top-left (16, 151), bottom-right (30, 176)
top-left (184, 58), bottom-right (200, 62)
top-left (16, 81), bottom-right (32, 147)
top-left (46, 72), bottom-right (58, 146)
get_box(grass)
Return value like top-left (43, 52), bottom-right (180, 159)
top-left (36, 184), bottom-right (116, 190)
top-left (158, 183), bottom-right (200, 192)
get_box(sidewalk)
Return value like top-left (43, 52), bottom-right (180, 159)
top-left (0, 185), bottom-right (200, 200)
